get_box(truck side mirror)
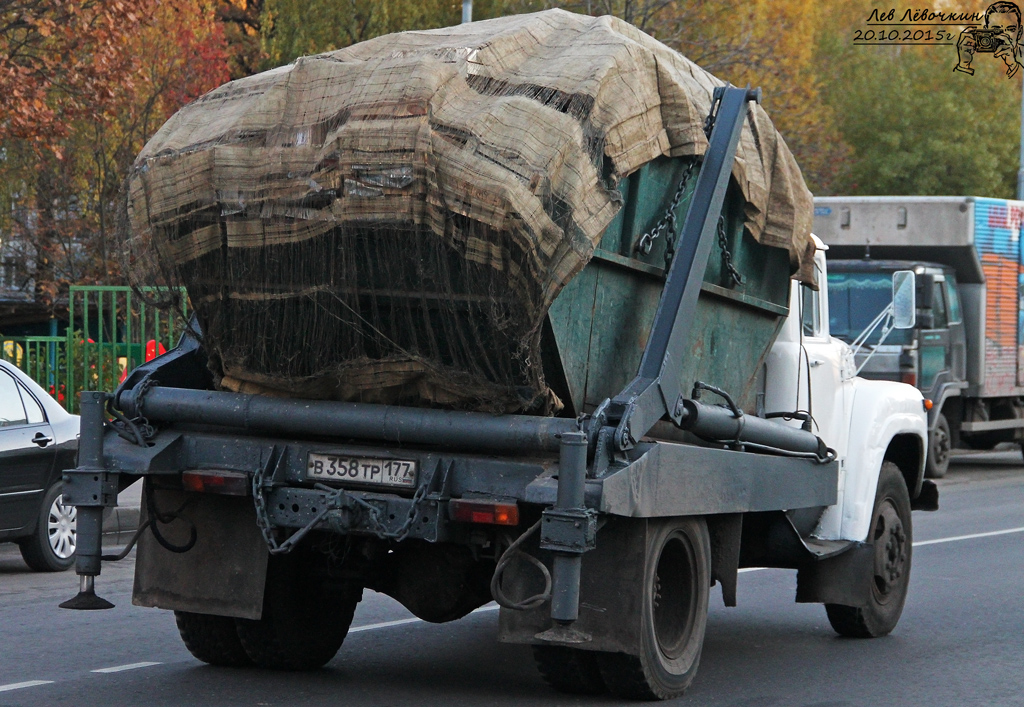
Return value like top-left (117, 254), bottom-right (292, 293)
top-left (916, 273), bottom-right (934, 309)
top-left (892, 270), bottom-right (916, 329)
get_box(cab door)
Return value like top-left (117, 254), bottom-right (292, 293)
top-left (798, 279), bottom-right (848, 452)
top-left (918, 277), bottom-right (951, 397)
top-left (0, 369), bottom-right (56, 533)
top-left (944, 276), bottom-right (967, 382)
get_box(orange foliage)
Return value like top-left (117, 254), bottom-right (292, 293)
top-left (0, 1), bottom-right (232, 305)
top-left (0, 0), bottom-right (149, 148)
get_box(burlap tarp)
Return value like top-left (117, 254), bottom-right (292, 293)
top-left (123, 9), bottom-right (815, 412)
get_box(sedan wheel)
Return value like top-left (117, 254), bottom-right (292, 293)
top-left (47, 494), bottom-right (78, 559)
top-left (20, 483), bottom-right (77, 572)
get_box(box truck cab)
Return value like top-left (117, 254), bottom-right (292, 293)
top-left (828, 259), bottom-right (968, 477)
top-left (815, 196), bottom-right (1024, 479)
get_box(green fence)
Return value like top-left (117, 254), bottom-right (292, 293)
top-left (2, 286), bottom-right (188, 412)
top-left (1, 336), bottom-right (67, 400)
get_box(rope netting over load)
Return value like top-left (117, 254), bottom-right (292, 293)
top-left (119, 9), bottom-right (814, 414)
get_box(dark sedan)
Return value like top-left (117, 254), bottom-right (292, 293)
top-left (0, 359), bottom-right (80, 571)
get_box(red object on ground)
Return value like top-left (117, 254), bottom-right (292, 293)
top-left (146, 340), bottom-right (167, 362)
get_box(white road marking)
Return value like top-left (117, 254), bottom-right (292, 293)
top-left (913, 526), bottom-right (1024, 547)
top-left (727, 527), bottom-right (1024, 575)
top-left (91, 662), bottom-right (162, 674)
top-left (349, 604), bottom-right (499, 633)
top-left (348, 617), bottom-right (422, 633)
top-left (0, 680), bottom-right (54, 692)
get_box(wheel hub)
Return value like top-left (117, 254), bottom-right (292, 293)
top-left (652, 536), bottom-right (698, 660)
top-left (933, 428), bottom-right (950, 466)
top-left (47, 495), bottom-right (77, 560)
top-left (872, 500), bottom-right (906, 600)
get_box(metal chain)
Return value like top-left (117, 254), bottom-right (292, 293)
top-left (324, 481), bottom-right (429, 542)
top-left (703, 91), bottom-right (744, 286)
top-left (252, 458), bottom-right (430, 554)
top-left (252, 457), bottom-right (281, 552)
top-left (635, 91), bottom-right (724, 266)
top-left (635, 159), bottom-right (697, 259)
top-left (717, 215), bottom-right (744, 287)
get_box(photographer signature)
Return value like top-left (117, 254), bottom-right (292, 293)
top-left (955, 1), bottom-right (1024, 77)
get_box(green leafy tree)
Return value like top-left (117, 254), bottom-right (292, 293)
top-left (821, 40), bottom-right (1020, 196)
top-left (261, 0), bottom-right (452, 66)
top-left (260, 0), bottom-right (550, 68)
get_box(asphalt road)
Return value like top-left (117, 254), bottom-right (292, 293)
top-left (2, 451), bottom-right (1023, 706)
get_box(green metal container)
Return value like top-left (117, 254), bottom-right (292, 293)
top-left (545, 156), bottom-right (792, 416)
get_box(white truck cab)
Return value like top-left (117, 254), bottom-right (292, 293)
top-left (765, 236), bottom-right (929, 544)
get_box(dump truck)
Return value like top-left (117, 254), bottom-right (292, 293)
top-left (816, 195), bottom-right (1024, 478)
top-left (61, 12), bottom-right (934, 701)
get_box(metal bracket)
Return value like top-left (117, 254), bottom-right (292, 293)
top-left (62, 469), bottom-right (119, 508)
top-left (540, 507), bottom-right (598, 554)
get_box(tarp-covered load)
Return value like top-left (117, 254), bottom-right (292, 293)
top-left (121, 9), bottom-right (814, 413)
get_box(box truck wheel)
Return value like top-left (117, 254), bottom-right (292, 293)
top-left (174, 611), bottom-right (252, 667)
top-left (235, 554), bottom-right (361, 670)
top-left (533, 646), bottom-right (606, 695)
top-left (825, 462), bottom-right (912, 637)
top-left (595, 517), bottom-right (710, 700)
top-left (925, 413), bottom-right (951, 479)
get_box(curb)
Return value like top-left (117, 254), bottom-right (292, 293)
top-left (102, 506), bottom-right (141, 535)
top-left (101, 480), bottom-right (142, 535)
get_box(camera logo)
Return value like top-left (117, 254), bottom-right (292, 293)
top-left (955, 1), bottom-right (1024, 77)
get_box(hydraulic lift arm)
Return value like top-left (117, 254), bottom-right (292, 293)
top-left (603, 85), bottom-right (760, 451)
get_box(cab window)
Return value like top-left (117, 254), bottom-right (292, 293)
top-left (932, 280), bottom-right (949, 329)
top-left (0, 370), bottom-right (28, 427)
top-left (944, 277), bottom-right (962, 323)
top-left (801, 284), bottom-right (822, 337)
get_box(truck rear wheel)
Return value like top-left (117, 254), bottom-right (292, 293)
top-left (596, 517), bottom-right (710, 700)
top-left (825, 462), bottom-right (912, 638)
top-left (235, 555), bottom-right (361, 670)
top-left (925, 414), bottom-right (950, 479)
top-left (174, 611), bottom-right (252, 667)
top-left (532, 646), bottom-right (606, 694)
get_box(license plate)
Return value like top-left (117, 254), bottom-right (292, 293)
top-left (306, 453), bottom-right (418, 488)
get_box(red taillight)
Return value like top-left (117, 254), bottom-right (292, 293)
top-left (901, 371), bottom-right (917, 386)
top-left (449, 499), bottom-right (520, 526)
top-left (182, 469), bottom-right (250, 496)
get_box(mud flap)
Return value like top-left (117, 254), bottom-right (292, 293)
top-left (498, 516), bottom-right (647, 654)
top-left (794, 542), bottom-right (874, 608)
top-left (133, 482), bottom-right (269, 619)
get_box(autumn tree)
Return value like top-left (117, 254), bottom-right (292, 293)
top-left (216, 0), bottom-right (264, 78)
top-left (0, 1), bottom-right (231, 310)
top-left (0, 1), bottom-right (149, 147)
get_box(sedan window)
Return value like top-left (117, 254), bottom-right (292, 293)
top-left (0, 370), bottom-right (28, 426)
top-left (18, 383), bottom-right (46, 424)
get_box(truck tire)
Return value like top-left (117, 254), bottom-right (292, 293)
top-left (533, 646), bottom-right (606, 695)
top-left (174, 611), bottom-right (253, 667)
top-left (235, 556), bottom-right (361, 670)
top-left (18, 483), bottom-right (76, 572)
top-left (825, 462), bottom-right (912, 638)
top-left (925, 414), bottom-right (951, 479)
top-left (595, 517), bottom-right (710, 700)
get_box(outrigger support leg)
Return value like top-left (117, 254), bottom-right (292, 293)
top-left (60, 391), bottom-right (116, 610)
top-left (536, 431), bottom-right (596, 644)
